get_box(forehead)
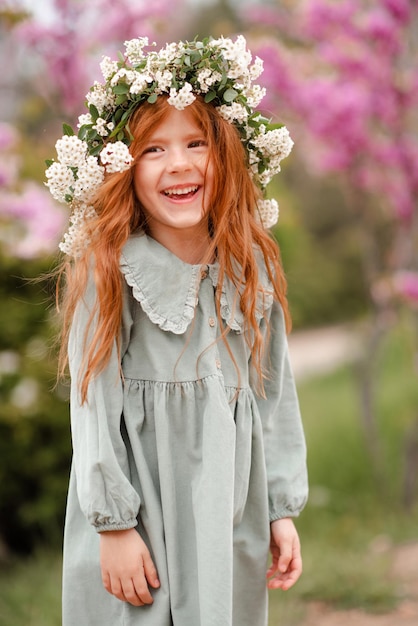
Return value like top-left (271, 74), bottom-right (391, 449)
top-left (147, 107), bottom-right (205, 139)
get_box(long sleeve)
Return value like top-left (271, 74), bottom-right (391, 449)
top-left (255, 300), bottom-right (308, 521)
top-left (68, 275), bottom-right (140, 532)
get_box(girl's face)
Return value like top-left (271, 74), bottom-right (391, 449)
top-left (133, 107), bottom-right (213, 246)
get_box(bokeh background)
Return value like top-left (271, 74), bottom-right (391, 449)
top-left (0, 1), bottom-right (417, 624)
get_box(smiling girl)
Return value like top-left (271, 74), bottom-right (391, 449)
top-left (47, 36), bottom-right (308, 626)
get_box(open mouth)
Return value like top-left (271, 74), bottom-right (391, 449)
top-left (162, 185), bottom-right (200, 200)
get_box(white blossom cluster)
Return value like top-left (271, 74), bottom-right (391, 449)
top-left (46, 136), bottom-right (133, 255)
top-left (100, 142), bottom-right (134, 172)
top-left (167, 83), bottom-right (196, 110)
top-left (249, 126), bottom-right (295, 187)
top-left (257, 199), bottom-right (279, 229)
top-left (58, 204), bottom-right (97, 257)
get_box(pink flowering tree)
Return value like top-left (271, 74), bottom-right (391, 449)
top-left (11, 0), bottom-right (185, 117)
top-left (0, 0), bottom-right (185, 258)
top-left (0, 122), bottom-right (68, 258)
top-left (243, 0), bottom-right (418, 501)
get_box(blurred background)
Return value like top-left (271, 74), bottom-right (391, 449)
top-left (0, 1), bottom-right (417, 624)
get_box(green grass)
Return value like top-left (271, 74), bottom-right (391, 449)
top-left (1, 319), bottom-right (417, 626)
top-left (0, 551), bottom-right (61, 626)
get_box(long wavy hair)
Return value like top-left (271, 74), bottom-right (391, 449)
top-left (57, 96), bottom-right (291, 402)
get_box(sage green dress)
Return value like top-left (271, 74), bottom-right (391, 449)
top-left (62, 233), bottom-right (308, 626)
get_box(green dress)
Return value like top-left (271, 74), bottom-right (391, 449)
top-left (62, 233), bottom-right (308, 626)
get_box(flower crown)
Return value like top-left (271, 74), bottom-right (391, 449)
top-left (45, 35), bottom-right (294, 256)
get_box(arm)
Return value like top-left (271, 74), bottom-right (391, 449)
top-left (69, 275), bottom-right (159, 603)
top-left (254, 300), bottom-right (308, 587)
top-left (68, 275), bottom-right (139, 531)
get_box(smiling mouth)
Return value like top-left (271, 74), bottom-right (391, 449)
top-left (162, 185), bottom-right (200, 199)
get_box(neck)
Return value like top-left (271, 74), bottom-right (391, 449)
top-left (147, 224), bottom-right (213, 265)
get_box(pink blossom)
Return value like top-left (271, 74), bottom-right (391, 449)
top-left (0, 123), bottom-right (18, 151)
top-left (0, 183), bottom-right (67, 258)
top-left (13, 0), bottom-right (184, 116)
top-left (382, 0), bottom-right (412, 24)
top-left (302, 0), bottom-right (357, 39)
top-left (361, 8), bottom-right (402, 55)
top-left (393, 271), bottom-right (418, 302)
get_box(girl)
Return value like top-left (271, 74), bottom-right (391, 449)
top-left (47, 36), bottom-right (308, 626)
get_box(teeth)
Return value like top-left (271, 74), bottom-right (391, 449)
top-left (163, 185), bottom-right (198, 196)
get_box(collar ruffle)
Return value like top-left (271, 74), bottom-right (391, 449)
top-left (120, 233), bottom-right (274, 335)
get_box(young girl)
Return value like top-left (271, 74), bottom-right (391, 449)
top-left (47, 36), bottom-right (308, 626)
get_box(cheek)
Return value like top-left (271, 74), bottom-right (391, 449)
top-left (133, 165), bottom-right (150, 204)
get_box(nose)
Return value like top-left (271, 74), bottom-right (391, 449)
top-left (167, 147), bottom-right (192, 173)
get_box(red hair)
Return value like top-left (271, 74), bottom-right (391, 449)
top-left (57, 97), bottom-right (290, 402)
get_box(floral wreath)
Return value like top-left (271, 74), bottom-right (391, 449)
top-left (45, 35), bottom-right (294, 257)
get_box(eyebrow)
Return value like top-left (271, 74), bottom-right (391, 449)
top-left (145, 131), bottom-right (206, 143)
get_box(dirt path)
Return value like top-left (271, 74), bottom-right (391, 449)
top-left (300, 540), bottom-right (418, 625)
top-left (288, 323), bottom-right (361, 381)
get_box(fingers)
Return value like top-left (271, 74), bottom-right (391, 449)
top-left (143, 550), bottom-right (161, 589)
top-left (267, 554), bottom-right (303, 590)
top-left (99, 528), bottom-right (160, 606)
top-left (267, 518), bottom-right (303, 591)
top-left (103, 568), bottom-right (155, 606)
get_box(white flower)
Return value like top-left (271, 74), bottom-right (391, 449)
top-left (77, 113), bottom-right (93, 128)
top-left (59, 204), bottom-right (97, 257)
top-left (73, 156), bottom-right (105, 202)
top-left (155, 69), bottom-right (173, 93)
top-left (217, 103), bottom-right (248, 124)
top-left (86, 81), bottom-right (115, 113)
top-left (55, 135), bottom-right (87, 167)
top-left (244, 85), bottom-right (266, 109)
top-left (45, 162), bottom-right (75, 203)
top-left (100, 141), bottom-right (133, 173)
top-left (110, 68), bottom-right (136, 87)
top-left (93, 117), bottom-right (110, 137)
top-left (250, 57), bottom-right (264, 80)
top-left (197, 68), bottom-right (222, 92)
top-left (158, 42), bottom-right (181, 64)
top-left (258, 169), bottom-right (275, 187)
top-left (257, 198), bottom-right (279, 228)
top-left (252, 126), bottom-right (294, 160)
top-left (167, 83), bottom-right (196, 110)
top-left (124, 37), bottom-right (150, 66)
top-left (100, 55), bottom-right (118, 81)
top-left (130, 73), bottom-right (153, 95)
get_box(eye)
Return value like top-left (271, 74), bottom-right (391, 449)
top-left (142, 145), bottom-right (163, 155)
top-left (189, 139), bottom-right (207, 149)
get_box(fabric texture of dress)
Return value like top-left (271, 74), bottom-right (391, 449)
top-left (62, 233), bottom-right (308, 626)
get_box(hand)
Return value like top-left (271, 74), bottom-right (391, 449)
top-left (267, 517), bottom-right (302, 591)
top-left (100, 528), bottom-right (160, 606)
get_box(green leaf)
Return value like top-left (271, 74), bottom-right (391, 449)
top-left (90, 144), bottom-right (102, 157)
top-left (114, 108), bottom-right (124, 123)
top-left (223, 88), bottom-right (238, 103)
top-left (62, 123), bottom-right (74, 136)
top-left (117, 131), bottom-right (124, 141)
top-left (147, 93), bottom-right (158, 104)
top-left (64, 193), bottom-right (73, 203)
top-left (113, 83), bottom-right (130, 95)
top-left (45, 159), bottom-right (54, 167)
top-left (204, 91), bottom-right (217, 103)
top-left (115, 94), bottom-right (128, 106)
top-left (78, 126), bottom-right (88, 140)
top-left (125, 123), bottom-right (134, 141)
top-left (89, 104), bottom-right (100, 122)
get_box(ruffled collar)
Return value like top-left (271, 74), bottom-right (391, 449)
top-left (120, 233), bottom-right (273, 335)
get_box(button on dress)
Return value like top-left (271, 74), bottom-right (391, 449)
top-left (62, 233), bottom-right (308, 626)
